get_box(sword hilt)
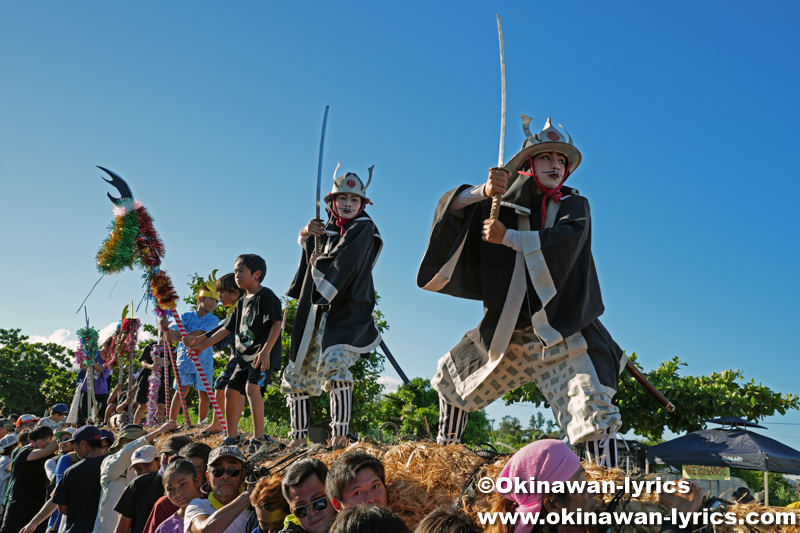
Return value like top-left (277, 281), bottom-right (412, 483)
top-left (488, 166), bottom-right (508, 220)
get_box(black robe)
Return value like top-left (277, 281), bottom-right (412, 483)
top-left (417, 175), bottom-right (624, 397)
top-left (287, 211), bottom-right (382, 364)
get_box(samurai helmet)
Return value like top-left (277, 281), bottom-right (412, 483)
top-left (323, 162), bottom-right (374, 205)
top-left (197, 270), bottom-right (220, 301)
top-left (505, 116), bottom-right (582, 176)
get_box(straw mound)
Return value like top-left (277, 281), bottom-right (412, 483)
top-left (150, 429), bottom-right (800, 532)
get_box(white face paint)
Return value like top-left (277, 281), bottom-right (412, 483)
top-left (334, 193), bottom-right (363, 220)
top-left (532, 151), bottom-right (568, 190)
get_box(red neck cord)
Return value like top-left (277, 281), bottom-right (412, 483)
top-left (329, 201), bottom-right (368, 235)
top-left (518, 156), bottom-right (572, 228)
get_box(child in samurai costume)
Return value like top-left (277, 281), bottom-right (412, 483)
top-left (281, 164), bottom-right (383, 447)
top-left (417, 117), bottom-right (626, 467)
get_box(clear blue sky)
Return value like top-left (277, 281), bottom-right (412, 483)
top-left (1, 2), bottom-right (798, 445)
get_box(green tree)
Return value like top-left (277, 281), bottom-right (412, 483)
top-left (0, 329), bottom-right (76, 415)
top-left (373, 377), bottom-right (492, 444)
top-left (502, 354), bottom-right (799, 441)
top-left (732, 469), bottom-right (796, 506)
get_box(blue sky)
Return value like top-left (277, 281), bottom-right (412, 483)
top-left (1, 2), bottom-right (799, 446)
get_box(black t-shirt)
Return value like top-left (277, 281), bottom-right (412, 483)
top-left (136, 342), bottom-right (157, 386)
top-left (7, 445), bottom-right (55, 505)
top-left (53, 455), bottom-right (105, 533)
top-left (114, 471), bottom-right (164, 533)
top-left (225, 287), bottom-right (282, 367)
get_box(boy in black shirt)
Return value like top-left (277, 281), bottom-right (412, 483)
top-left (189, 254), bottom-right (283, 452)
top-left (52, 425), bottom-right (108, 533)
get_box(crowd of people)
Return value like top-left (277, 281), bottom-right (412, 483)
top-left (0, 410), bottom-right (485, 533)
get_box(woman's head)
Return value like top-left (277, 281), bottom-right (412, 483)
top-left (495, 440), bottom-right (592, 533)
top-left (163, 456), bottom-right (203, 509)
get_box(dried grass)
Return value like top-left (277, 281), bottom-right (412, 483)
top-left (146, 429), bottom-right (800, 532)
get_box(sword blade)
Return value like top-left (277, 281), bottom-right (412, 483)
top-left (316, 105), bottom-right (330, 221)
top-left (497, 15), bottom-right (506, 167)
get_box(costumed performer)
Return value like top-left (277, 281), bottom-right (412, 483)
top-left (160, 274), bottom-right (220, 424)
top-left (281, 164), bottom-right (383, 448)
top-left (417, 117), bottom-right (626, 467)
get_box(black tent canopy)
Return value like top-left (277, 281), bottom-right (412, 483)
top-left (647, 427), bottom-right (800, 475)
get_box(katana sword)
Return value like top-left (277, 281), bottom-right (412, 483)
top-left (489, 14), bottom-right (507, 220)
top-left (315, 105), bottom-right (330, 254)
top-left (379, 340), bottom-right (409, 385)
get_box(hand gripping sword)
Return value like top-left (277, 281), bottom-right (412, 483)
top-left (315, 106), bottom-right (330, 254)
top-left (489, 14), bottom-right (507, 220)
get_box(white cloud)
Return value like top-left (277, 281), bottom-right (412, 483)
top-left (29, 329), bottom-right (79, 351)
top-left (378, 376), bottom-right (403, 394)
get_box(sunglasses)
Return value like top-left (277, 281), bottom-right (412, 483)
top-left (292, 496), bottom-right (328, 518)
top-left (211, 467), bottom-right (241, 478)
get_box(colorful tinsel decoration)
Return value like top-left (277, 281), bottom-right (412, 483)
top-left (145, 343), bottom-right (164, 426)
top-left (74, 326), bottom-right (99, 367)
top-left (148, 269), bottom-right (180, 310)
top-left (97, 202), bottom-right (142, 275)
top-left (104, 317), bottom-right (141, 370)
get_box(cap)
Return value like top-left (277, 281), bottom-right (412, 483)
top-left (0, 434), bottom-right (18, 448)
top-left (109, 425), bottom-right (146, 454)
top-left (100, 429), bottom-right (115, 442)
top-left (51, 404), bottom-right (70, 415)
top-left (0, 419), bottom-right (13, 430)
top-left (71, 425), bottom-right (103, 443)
top-left (55, 428), bottom-right (77, 440)
top-left (160, 435), bottom-right (193, 455)
top-left (16, 414), bottom-right (39, 426)
top-left (128, 445), bottom-right (160, 470)
top-left (208, 445), bottom-right (245, 466)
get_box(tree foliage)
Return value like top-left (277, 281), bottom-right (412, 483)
top-left (0, 329), bottom-right (76, 414)
top-left (502, 354), bottom-right (800, 440)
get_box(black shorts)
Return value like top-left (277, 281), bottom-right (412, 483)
top-left (226, 358), bottom-right (272, 394)
top-left (135, 378), bottom-right (166, 404)
top-left (214, 359), bottom-right (237, 391)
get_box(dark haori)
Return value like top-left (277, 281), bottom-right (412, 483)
top-left (282, 164), bottom-right (383, 445)
top-left (417, 117), bottom-right (626, 467)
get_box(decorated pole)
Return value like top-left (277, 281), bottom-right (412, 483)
top-left (169, 310), bottom-right (227, 432)
top-left (127, 301), bottom-right (136, 422)
top-left (162, 324), bottom-right (190, 424)
top-left (161, 333), bottom-right (170, 418)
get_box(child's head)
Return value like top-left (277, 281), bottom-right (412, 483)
top-left (28, 425), bottom-right (54, 449)
top-left (49, 403), bottom-right (69, 421)
top-left (326, 451), bottom-right (388, 511)
top-left (329, 505), bottom-right (410, 533)
top-left (99, 337), bottom-right (113, 358)
top-left (177, 442), bottom-right (212, 476)
top-left (163, 456), bottom-right (203, 509)
top-left (235, 254), bottom-right (267, 290)
top-left (415, 507), bottom-right (481, 533)
top-left (216, 272), bottom-right (244, 307)
top-left (197, 296), bottom-right (219, 314)
top-left (251, 474), bottom-right (291, 533)
top-left (18, 429), bottom-right (31, 447)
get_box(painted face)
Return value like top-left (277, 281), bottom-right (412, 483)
top-left (339, 467), bottom-right (388, 509)
top-left (164, 470), bottom-right (202, 509)
top-left (234, 260), bottom-right (260, 290)
top-left (532, 151), bottom-right (568, 190)
top-left (207, 457), bottom-right (245, 500)
top-left (288, 475), bottom-right (336, 533)
top-left (334, 193), bottom-right (363, 220)
top-left (198, 296), bottom-right (219, 314)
